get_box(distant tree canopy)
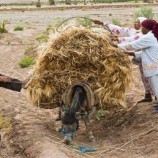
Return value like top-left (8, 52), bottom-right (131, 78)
top-left (35, 0), bottom-right (154, 6)
top-left (36, 0), bottom-right (55, 6)
top-left (49, 0), bottom-right (55, 5)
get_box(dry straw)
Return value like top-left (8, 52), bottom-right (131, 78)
top-left (25, 28), bottom-right (132, 109)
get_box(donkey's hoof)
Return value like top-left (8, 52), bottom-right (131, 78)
top-left (64, 139), bottom-right (71, 145)
top-left (61, 138), bottom-right (71, 145)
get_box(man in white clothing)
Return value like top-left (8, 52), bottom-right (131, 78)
top-left (110, 19), bottom-right (158, 111)
top-left (92, 17), bottom-right (155, 103)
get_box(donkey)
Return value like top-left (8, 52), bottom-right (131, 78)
top-left (57, 82), bottom-right (97, 145)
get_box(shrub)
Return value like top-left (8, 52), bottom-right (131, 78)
top-left (46, 24), bottom-right (54, 32)
top-left (0, 20), bottom-right (8, 34)
top-left (111, 17), bottom-right (122, 26)
top-left (36, 1), bottom-right (41, 7)
top-left (77, 16), bottom-right (92, 27)
top-left (134, 7), bottom-right (154, 20)
top-left (36, 34), bottom-right (49, 42)
top-left (14, 26), bottom-right (24, 31)
top-left (49, 0), bottom-right (55, 5)
top-left (96, 110), bottom-right (109, 120)
top-left (54, 17), bottom-right (65, 28)
top-left (0, 113), bottom-right (12, 132)
top-left (18, 55), bottom-right (34, 68)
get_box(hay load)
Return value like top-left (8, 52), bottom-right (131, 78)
top-left (25, 28), bottom-right (132, 109)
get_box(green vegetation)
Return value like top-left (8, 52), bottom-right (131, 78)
top-left (25, 46), bottom-right (34, 54)
top-left (36, 0), bottom-right (41, 7)
top-left (54, 17), bottom-right (65, 28)
top-left (77, 16), bottom-right (92, 27)
top-left (49, 0), bottom-right (55, 5)
top-left (24, 46), bottom-right (37, 58)
top-left (18, 55), bottom-right (34, 68)
top-left (0, 113), bottom-right (12, 132)
top-left (46, 24), bottom-right (55, 32)
top-left (14, 26), bottom-right (24, 31)
top-left (36, 34), bottom-right (49, 42)
top-left (0, 0), bottom-right (143, 6)
top-left (134, 7), bottom-right (154, 20)
top-left (111, 17), bottom-right (122, 26)
top-left (0, 20), bottom-right (8, 34)
top-left (96, 110), bottom-right (109, 120)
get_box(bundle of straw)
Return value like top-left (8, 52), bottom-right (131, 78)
top-left (25, 28), bottom-right (132, 109)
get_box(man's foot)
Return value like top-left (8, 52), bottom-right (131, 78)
top-left (137, 93), bottom-right (152, 103)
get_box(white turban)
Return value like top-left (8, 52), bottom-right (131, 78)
top-left (137, 17), bottom-right (147, 24)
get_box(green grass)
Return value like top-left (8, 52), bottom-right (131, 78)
top-left (25, 46), bottom-right (34, 54)
top-left (111, 17), bottom-right (122, 26)
top-left (54, 17), bottom-right (65, 28)
top-left (18, 55), bottom-right (34, 68)
top-left (0, 113), bottom-right (12, 132)
top-left (36, 1), bottom-right (41, 7)
top-left (134, 7), bottom-right (154, 20)
top-left (46, 24), bottom-right (55, 32)
top-left (77, 16), bottom-right (92, 27)
top-left (0, 20), bottom-right (8, 34)
top-left (14, 26), bottom-right (24, 31)
top-left (95, 110), bottom-right (109, 120)
top-left (36, 34), bottom-right (49, 42)
top-left (49, 0), bottom-right (55, 5)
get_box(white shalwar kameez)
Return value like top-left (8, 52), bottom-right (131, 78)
top-left (118, 31), bottom-right (158, 99)
top-left (104, 23), bottom-right (151, 94)
top-left (105, 23), bottom-right (137, 37)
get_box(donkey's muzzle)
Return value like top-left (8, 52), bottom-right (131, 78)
top-left (63, 136), bottom-right (72, 145)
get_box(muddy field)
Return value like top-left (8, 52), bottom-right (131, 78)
top-left (1, 5), bottom-right (158, 158)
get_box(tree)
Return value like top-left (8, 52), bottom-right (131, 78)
top-left (49, 0), bottom-right (55, 5)
top-left (65, 0), bottom-right (71, 5)
top-left (36, 0), bottom-right (41, 7)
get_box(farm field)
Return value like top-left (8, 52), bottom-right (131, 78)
top-left (0, 4), bottom-right (158, 158)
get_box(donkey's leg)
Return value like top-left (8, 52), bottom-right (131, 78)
top-left (88, 107), bottom-right (96, 120)
top-left (83, 114), bottom-right (95, 141)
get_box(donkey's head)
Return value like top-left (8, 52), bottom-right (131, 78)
top-left (61, 110), bottom-right (79, 145)
top-left (60, 85), bottom-right (86, 145)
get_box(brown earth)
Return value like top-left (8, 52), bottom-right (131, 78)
top-left (0, 5), bottom-right (158, 158)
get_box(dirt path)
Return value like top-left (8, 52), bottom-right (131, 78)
top-left (0, 88), bottom-right (85, 158)
top-left (1, 6), bottom-right (158, 158)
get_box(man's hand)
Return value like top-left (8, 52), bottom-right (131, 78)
top-left (124, 51), bottom-right (135, 57)
top-left (110, 35), bottom-right (118, 42)
top-left (92, 20), bottom-right (104, 26)
top-left (109, 40), bottom-right (118, 47)
top-left (0, 76), bottom-right (11, 82)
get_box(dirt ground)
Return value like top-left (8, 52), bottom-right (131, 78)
top-left (1, 5), bottom-right (158, 158)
